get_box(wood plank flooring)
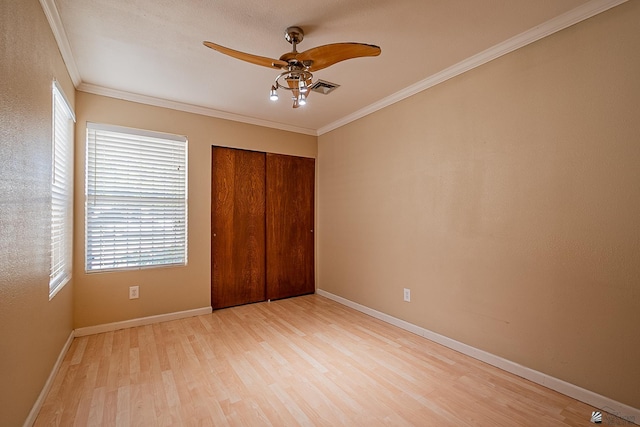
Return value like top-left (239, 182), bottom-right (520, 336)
top-left (35, 295), bottom-right (616, 426)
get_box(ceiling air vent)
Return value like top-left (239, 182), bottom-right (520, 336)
top-left (310, 80), bottom-right (340, 95)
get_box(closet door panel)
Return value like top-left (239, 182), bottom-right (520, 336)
top-left (266, 153), bottom-right (315, 300)
top-left (211, 147), bottom-right (266, 309)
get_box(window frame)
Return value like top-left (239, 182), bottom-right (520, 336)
top-left (84, 122), bottom-right (188, 273)
top-left (50, 80), bottom-right (75, 299)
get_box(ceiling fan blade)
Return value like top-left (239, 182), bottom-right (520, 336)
top-left (304, 76), bottom-right (313, 97)
top-left (284, 76), bottom-right (313, 108)
top-left (285, 77), bottom-right (299, 93)
top-left (297, 43), bottom-right (381, 71)
top-left (203, 41), bottom-right (287, 69)
top-left (285, 77), bottom-right (300, 108)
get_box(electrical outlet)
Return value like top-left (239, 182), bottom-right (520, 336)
top-left (129, 285), bottom-right (139, 299)
top-left (403, 288), bottom-right (411, 302)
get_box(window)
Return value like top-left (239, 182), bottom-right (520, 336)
top-left (50, 81), bottom-right (75, 298)
top-left (85, 123), bottom-right (187, 272)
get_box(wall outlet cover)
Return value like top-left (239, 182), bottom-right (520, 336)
top-left (129, 286), bottom-right (139, 299)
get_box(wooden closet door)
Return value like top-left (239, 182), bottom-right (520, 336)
top-left (266, 153), bottom-right (315, 300)
top-left (211, 147), bottom-right (266, 309)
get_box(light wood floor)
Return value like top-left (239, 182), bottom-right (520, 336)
top-left (36, 294), bottom-right (610, 426)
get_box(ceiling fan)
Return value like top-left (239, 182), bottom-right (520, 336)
top-left (203, 26), bottom-right (381, 108)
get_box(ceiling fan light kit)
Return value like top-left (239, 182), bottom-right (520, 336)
top-left (203, 26), bottom-right (380, 108)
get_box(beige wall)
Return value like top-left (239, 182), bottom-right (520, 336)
top-left (2, 0), bottom-right (637, 423)
top-left (318, 1), bottom-right (640, 409)
top-left (0, 0), bottom-right (76, 425)
top-left (73, 92), bottom-right (317, 328)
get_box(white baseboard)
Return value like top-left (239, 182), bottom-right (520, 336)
top-left (26, 306), bottom-right (213, 425)
top-left (74, 307), bottom-right (213, 337)
top-left (23, 330), bottom-right (74, 427)
top-left (316, 289), bottom-right (639, 425)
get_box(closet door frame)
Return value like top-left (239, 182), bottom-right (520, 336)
top-left (211, 146), bottom-right (315, 309)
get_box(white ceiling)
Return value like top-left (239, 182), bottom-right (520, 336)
top-left (45, 0), bottom-right (622, 135)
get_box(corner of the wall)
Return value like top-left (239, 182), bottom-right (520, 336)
top-left (23, 330), bottom-right (75, 427)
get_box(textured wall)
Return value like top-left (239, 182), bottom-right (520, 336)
top-left (0, 1), bottom-right (75, 425)
top-left (318, 2), bottom-right (640, 409)
top-left (73, 92), bottom-right (317, 328)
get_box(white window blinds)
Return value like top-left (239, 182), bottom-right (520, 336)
top-left (85, 123), bottom-right (187, 272)
top-left (50, 81), bottom-right (75, 298)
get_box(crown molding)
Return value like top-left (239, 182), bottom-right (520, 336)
top-left (40, 0), bottom-right (316, 136)
top-left (39, 0), bottom-right (81, 87)
top-left (317, 0), bottom-right (628, 136)
top-left (77, 83), bottom-right (318, 136)
top-left (41, 0), bottom-right (626, 137)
